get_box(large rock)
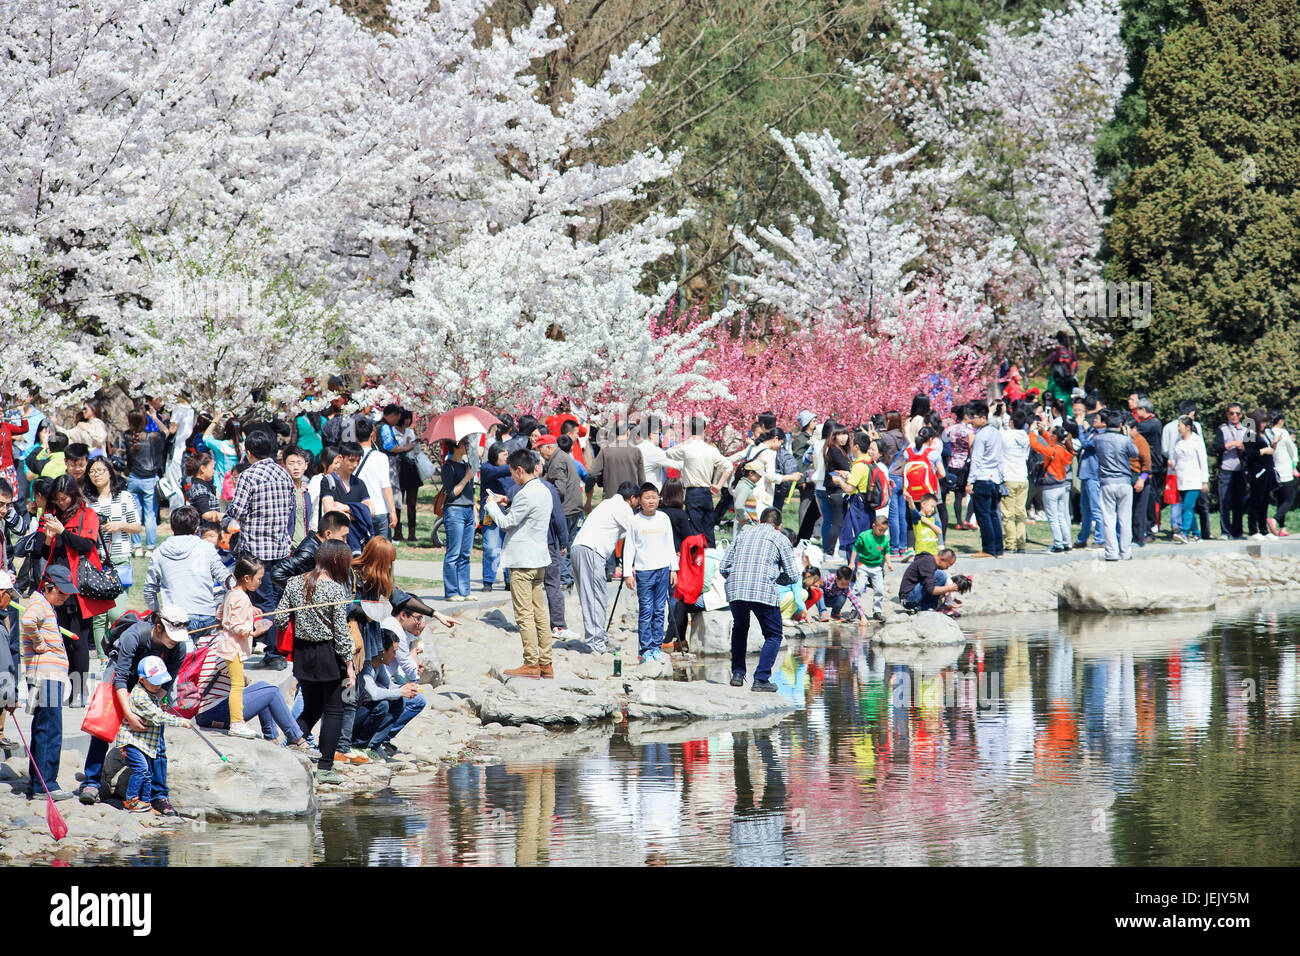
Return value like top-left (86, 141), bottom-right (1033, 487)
top-left (625, 680), bottom-right (798, 723)
top-left (1057, 559), bottom-right (1216, 613)
top-left (690, 610), bottom-right (784, 657)
top-left (473, 681), bottom-right (620, 726)
top-left (103, 729), bottom-right (316, 819)
top-left (872, 611), bottom-right (966, 647)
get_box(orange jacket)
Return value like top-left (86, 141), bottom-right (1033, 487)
top-left (1027, 431), bottom-right (1074, 483)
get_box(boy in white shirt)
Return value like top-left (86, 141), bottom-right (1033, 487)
top-left (622, 483), bottom-right (677, 664)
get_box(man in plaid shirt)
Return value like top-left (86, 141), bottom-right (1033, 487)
top-left (226, 431), bottom-right (295, 669)
top-left (720, 507), bottom-right (799, 692)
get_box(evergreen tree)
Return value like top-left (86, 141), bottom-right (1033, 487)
top-left (1094, 0), bottom-right (1189, 185)
top-left (1097, 0), bottom-right (1300, 420)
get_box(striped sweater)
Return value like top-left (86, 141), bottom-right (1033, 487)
top-left (20, 592), bottom-right (68, 685)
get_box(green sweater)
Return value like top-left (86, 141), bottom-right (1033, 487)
top-left (853, 530), bottom-right (890, 567)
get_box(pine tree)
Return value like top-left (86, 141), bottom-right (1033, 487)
top-left (1097, 0), bottom-right (1300, 419)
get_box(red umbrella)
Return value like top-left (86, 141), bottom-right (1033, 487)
top-left (423, 406), bottom-right (501, 443)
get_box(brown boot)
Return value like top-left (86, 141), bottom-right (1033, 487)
top-left (504, 663), bottom-right (542, 679)
top-left (538, 664), bottom-right (554, 679)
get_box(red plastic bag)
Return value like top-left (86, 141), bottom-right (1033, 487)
top-left (1163, 472), bottom-right (1179, 505)
top-left (81, 679), bottom-right (123, 742)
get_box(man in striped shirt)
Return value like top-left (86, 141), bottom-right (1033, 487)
top-left (21, 566), bottom-right (77, 801)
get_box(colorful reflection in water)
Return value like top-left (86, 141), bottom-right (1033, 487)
top-left (99, 606), bottom-right (1300, 866)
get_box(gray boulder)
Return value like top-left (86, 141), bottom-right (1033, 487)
top-left (474, 682), bottom-right (620, 726)
top-left (691, 610), bottom-right (785, 657)
top-left (103, 728), bottom-right (316, 819)
top-left (872, 611), bottom-right (966, 646)
top-left (1057, 559), bottom-right (1216, 613)
top-left (625, 680), bottom-right (797, 722)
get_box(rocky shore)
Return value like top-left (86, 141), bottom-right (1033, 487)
top-left (5, 543), bottom-right (1300, 862)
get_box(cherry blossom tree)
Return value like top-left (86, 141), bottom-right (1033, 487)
top-left (654, 293), bottom-right (990, 439)
top-left (732, 0), bottom-right (1125, 352)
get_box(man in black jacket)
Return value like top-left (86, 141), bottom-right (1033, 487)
top-left (1133, 399), bottom-right (1164, 540)
top-left (76, 605), bottom-right (189, 811)
top-left (270, 510), bottom-right (351, 590)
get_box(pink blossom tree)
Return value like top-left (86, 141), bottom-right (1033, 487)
top-left (651, 293), bottom-right (990, 441)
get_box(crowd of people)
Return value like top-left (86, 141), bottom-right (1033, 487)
top-left (0, 368), bottom-right (1296, 807)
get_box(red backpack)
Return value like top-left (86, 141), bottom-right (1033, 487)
top-left (167, 643), bottom-right (221, 719)
top-left (902, 447), bottom-right (939, 501)
top-left (864, 465), bottom-right (891, 512)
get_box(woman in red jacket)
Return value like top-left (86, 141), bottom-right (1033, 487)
top-left (34, 474), bottom-right (117, 706)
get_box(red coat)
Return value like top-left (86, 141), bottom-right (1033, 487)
top-left (48, 505), bottom-right (117, 618)
top-left (543, 413), bottom-right (587, 467)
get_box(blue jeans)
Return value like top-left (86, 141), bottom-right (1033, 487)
top-left (1075, 477), bottom-right (1103, 545)
top-left (635, 567), bottom-right (671, 657)
top-left (815, 488), bottom-right (835, 553)
top-left (560, 513), bottom-right (582, 587)
top-left (729, 600), bottom-right (784, 683)
top-left (127, 474), bottom-right (159, 549)
top-left (355, 694), bottom-right (426, 749)
top-left (888, 476), bottom-right (906, 552)
top-left (26, 679), bottom-right (62, 795)
top-left (118, 732), bottom-right (168, 802)
top-left (122, 745), bottom-right (152, 801)
top-left (481, 522), bottom-right (503, 587)
top-left (1181, 489), bottom-right (1200, 535)
top-left (971, 480), bottom-right (1003, 555)
top-left (198, 682), bottom-right (304, 742)
top-left (1042, 483), bottom-right (1072, 548)
top-left (442, 505), bottom-right (475, 598)
top-left (903, 569), bottom-right (948, 612)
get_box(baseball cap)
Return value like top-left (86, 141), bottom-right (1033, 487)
top-left (797, 410), bottom-right (814, 428)
top-left (137, 655), bottom-right (171, 685)
top-left (535, 434), bottom-right (558, 447)
top-left (44, 565), bottom-right (79, 595)
top-left (157, 603), bottom-right (190, 643)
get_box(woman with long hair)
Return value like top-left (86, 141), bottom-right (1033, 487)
top-left (202, 413), bottom-right (243, 493)
top-left (334, 535), bottom-right (396, 763)
top-left (67, 401), bottom-right (109, 456)
top-left (82, 456), bottom-right (141, 653)
top-left (34, 473), bottom-right (118, 706)
top-left (821, 426), bottom-right (852, 556)
top-left (274, 539), bottom-right (356, 783)
top-left (124, 409), bottom-right (167, 556)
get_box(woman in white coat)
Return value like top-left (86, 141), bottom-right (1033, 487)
top-left (1171, 416), bottom-right (1209, 543)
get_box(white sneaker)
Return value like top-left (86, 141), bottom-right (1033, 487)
top-left (227, 722), bottom-right (259, 740)
top-left (1251, 533), bottom-right (1267, 540)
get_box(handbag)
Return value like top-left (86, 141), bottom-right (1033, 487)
top-left (157, 473), bottom-right (181, 500)
top-left (81, 679), bottom-right (123, 742)
top-left (76, 532), bottom-right (124, 601)
top-left (276, 614), bottom-right (295, 660)
top-left (1162, 472), bottom-right (1179, 505)
top-left (221, 469), bottom-right (235, 501)
top-left (432, 487), bottom-right (446, 518)
top-left (113, 560), bottom-right (133, 589)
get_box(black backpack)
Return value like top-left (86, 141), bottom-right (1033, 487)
top-left (1027, 447), bottom-right (1046, 485)
top-left (104, 610), bottom-right (153, 659)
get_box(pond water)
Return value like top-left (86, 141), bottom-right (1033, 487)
top-left (91, 604), bottom-right (1300, 866)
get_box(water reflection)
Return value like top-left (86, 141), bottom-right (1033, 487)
top-left (90, 606), bottom-right (1300, 866)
